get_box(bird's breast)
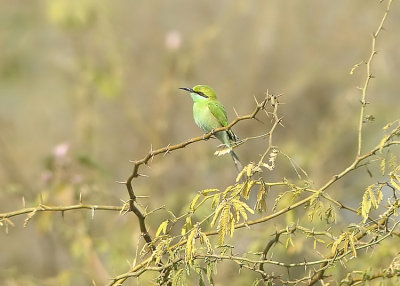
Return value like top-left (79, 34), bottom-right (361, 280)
top-left (193, 102), bottom-right (219, 132)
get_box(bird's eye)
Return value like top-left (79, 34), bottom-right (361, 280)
top-left (197, 91), bottom-right (207, 98)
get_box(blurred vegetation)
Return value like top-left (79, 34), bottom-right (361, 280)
top-left (0, 0), bottom-right (399, 285)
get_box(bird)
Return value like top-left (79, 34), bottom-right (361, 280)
top-left (179, 85), bottom-right (242, 171)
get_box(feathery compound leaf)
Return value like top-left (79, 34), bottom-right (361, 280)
top-left (156, 220), bottom-right (169, 237)
top-left (242, 180), bottom-right (256, 199)
top-left (190, 194), bottom-right (201, 211)
top-left (361, 184), bottom-right (383, 223)
top-left (212, 197), bottom-right (254, 244)
top-left (229, 215), bottom-right (235, 237)
top-left (378, 134), bottom-right (390, 153)
top-left (233, 201), bottom-right (242, 222)
top-left (181, 216), bottom-right (193, 236)
top-left (349, 232), bottom-right (358, 258)
top-left (172, 268), bottom-right (186, 286)
top-left (377, 185), bottom-right (383, 205)
top-left (380, 158), bottom-right (386, 175)
top-left (247, 163), bottom-right (254, 177)
top-left (200, 188), bottom-right (220, 195)
top-left (234, 199), bottom-right (254, 216)
top-left (236, 163), bottom-right (262, 182)
top-left (222, 185), bottom-right (234, 199)
top-left (211, 194), bottom-right (221, 209)
top-left (206, 260), bottom-right (217, 285)
top-left (199, 232), bottom-right (213, 253)
top-left (361, 185), bottom-right (373, 223)
top-left (217, 205), bottom-right (232, 244)
top-left (255, 183), bottom-right (267, 213)
top-left (236, 165), bottom-right (247, 182)
top-left (211, 201), bottom-right (226, 227)
top-left (391, 174), bottom-right (400, 192)
top-left (149, 239), bottom-right (170, 266)
top-left (228, 183), bottom-right (244, 199)
top-left (186, 225), bottom-right (198, 264)
top-left (389, 154), bottom-right (398, 170)
top-left (369, 186), bottom-right (378, 209)
top-left (331, 233), bottom-right (346, 255)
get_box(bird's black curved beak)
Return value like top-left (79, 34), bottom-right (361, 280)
top-left (179, 87), bottom-right (194, 93)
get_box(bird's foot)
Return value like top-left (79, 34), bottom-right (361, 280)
top-left (203, 129), bottom-right (216, 140)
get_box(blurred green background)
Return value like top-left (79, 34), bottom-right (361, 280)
top-left (0, 0), bottom-right (399, 285)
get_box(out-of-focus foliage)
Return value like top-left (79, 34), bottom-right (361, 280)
top-left (0, 1), bottom-right (399, 285)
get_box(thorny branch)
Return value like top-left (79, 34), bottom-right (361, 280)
top-left (2, 2), bottom-right (398, 285)
top-left (109, 93), bottom-right (272, 285)
top-left (357, 0), bottom-right (393, 157)
top-left (109, 87), bottom-right (399, 285)
top-left (109, 89), bottom-right (399, 285)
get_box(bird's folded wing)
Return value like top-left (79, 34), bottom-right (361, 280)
top-left (207, 101), bottom-right (229, 127)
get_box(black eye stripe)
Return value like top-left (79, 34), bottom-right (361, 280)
top-left (196, 91), bottom-right (207, 98)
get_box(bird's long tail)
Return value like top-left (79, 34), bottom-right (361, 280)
top-left (230, 150), bottom-right (242, 172)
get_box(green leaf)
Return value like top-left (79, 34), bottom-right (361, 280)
top-left (200, 188), bottom-right (219, 195)
top-left (211, 202), bottom-right (226, 227)
top-left (369, 187), bottom-right (377, 209)
top-left (218, 205), bottom-right (232, 244)
top-left (190, 194), bottom-right (201, 211)
top-left (199, 232), bottom-right (213, 253)
top-left (242, 180), bottom-right (256, 199)
top-left (349, 233), bottom-right (357, 258)
top-left (391, 174), bottom-right (400, 192)
top-left (172, 268), bottom-right (185, 286)
top-left (186, 226), bottom-right (198, 264)
top-left (211, 194), bottom-right (221, 209)
top-left (361, 185), bottom-right (374, 223)
top-left (181, 217), bottom-right (192, 236)
top-left (378, 134), bottom-right (390, 153)
top-left (380, 158), bottom-right (386, 175)
top-left (156, 220), bottom-right (169, 237)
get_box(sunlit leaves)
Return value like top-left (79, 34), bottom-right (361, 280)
top-left (255, 181), bottom-right (268, 213)
top-left (242, 180), bottom-right (256, 199)
top-left (361, 184), bottom-right (383, 223)
top-left (172, 268), bottom-right (186, 286)
top-left (211, 198), bottom-right (254, 244)
top-left (185, 225), bottom-right (213, 265)
top-left (156, 220), bottom-right (169, 237)
top-left (181, 217), bottom-right (192, 236)
top-left (380, 158), bottom-right (386, 175)
top-left (390, 171), bottom-right (400, 192)
top-left (235, 163), bottom-right (262, 183)
top-left (186, 225), bottom-right (198, 264)
top-left (331, 231), bottom-right (358, 258)
top-left (189, 194), bottom-right (201, 211)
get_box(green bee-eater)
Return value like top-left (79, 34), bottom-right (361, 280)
top-left (179, 85), bottom-right (242, 170)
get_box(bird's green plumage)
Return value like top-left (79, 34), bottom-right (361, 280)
top-left (180, 84), bottom-right (242, 170)
top-left (208, 101), bottom-right (228, 127)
